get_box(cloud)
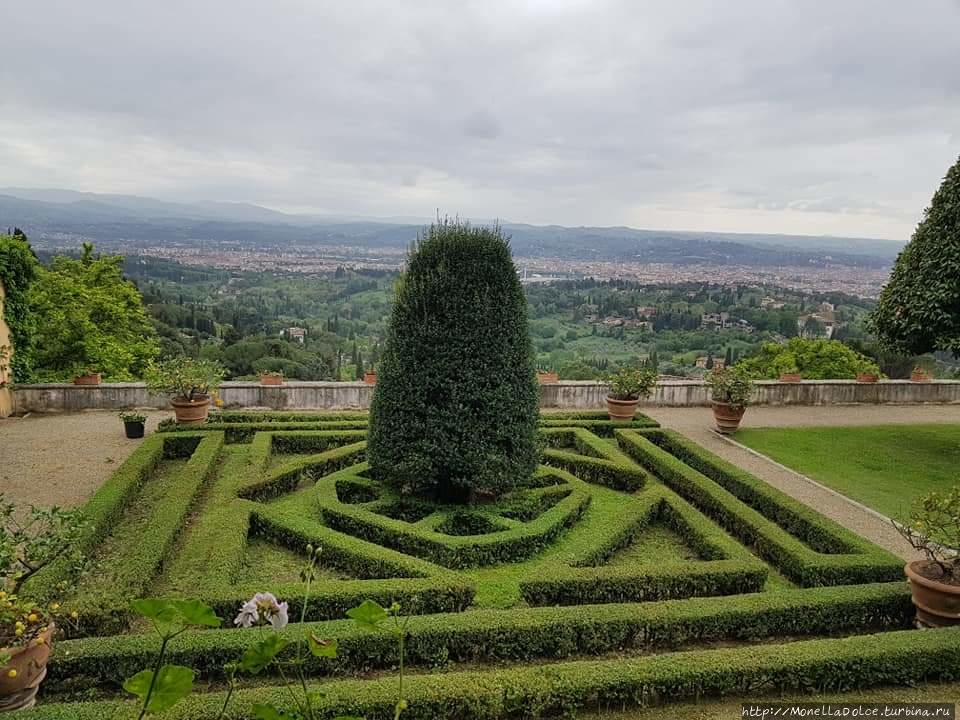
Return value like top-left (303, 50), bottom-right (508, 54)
top-left (1, 0), bottom-right (959, 240)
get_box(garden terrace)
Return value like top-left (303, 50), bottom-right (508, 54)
top-left (15, 410), bottom-right (959, 719)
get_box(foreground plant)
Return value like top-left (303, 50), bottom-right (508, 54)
top-left (896, 486), bottom-right (960, 583)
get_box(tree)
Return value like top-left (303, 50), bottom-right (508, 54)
top-left (871, 155), bottom-right (960, 356)
top-left (367, 220), bottom-right (539, 503)
top-left (737, 338), bottom-right (880, 380)
top-left (29, 245), bottom-right (159, 380)
top-left (0, 230), bottom-right (39, 382)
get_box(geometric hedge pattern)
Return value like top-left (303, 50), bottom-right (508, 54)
top-left (18, 410), bottom-right (960, 719)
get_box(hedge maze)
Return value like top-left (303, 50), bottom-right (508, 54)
top-left (19, 411), bottom-right (959, 719)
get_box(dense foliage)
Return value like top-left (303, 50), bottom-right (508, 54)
top-left (29, 244), bottom-right (159, 381)
top-left (704, 366), bottom-right (755, 406)
top-left (871, 155), bottom-right (960, 356)
top-left (0, 229), bottom-right (39, 382)
top-left (736, 338), bottom-right (880, 379)
top-left (144, 356), bottom-right (225, 401)
top-left (367, 220), bottom-right (540, 502)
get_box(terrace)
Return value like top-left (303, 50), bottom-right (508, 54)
top-left (3, 400), bottom-right (958, 717)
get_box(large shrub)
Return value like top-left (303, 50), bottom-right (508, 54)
top-left (871, 155), bottom-right (960, 356)
top-left (0, 230), bottom-right (39, 382)
top-left (367, 220), bottom-right (539, 502)
top-left (737, 337), bottom-right (880, 380)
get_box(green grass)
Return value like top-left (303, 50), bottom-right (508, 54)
top-left (734, 424), bottom-right (960, 520)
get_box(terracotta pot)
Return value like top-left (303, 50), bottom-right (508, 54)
top-left (911, 371), bottom-right (932, 383)
top-left (712, 401), bottom-right (746, 434)
top-left (0, 624), bottom-right (54, 711)
top-left (905, 560), bottom-right (960, 627)
top-left (363, 371), bottom-right (377, 385)
top-left (606, 395), bottom-right (640, 421)
top-left (170, 395), bottom-right (211, 425)
top-left (72, 373), bottom-right (101, 386)
top-left (260, 374), bottom-right (283, 386)
top-left (778, 373), bottom-right (802, 383)
top-left (537, 371), bottom-right (559, 384)
top-left (856, 373), bottom-right (879, 383)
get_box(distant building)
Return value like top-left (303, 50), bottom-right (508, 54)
top-left (283, 327), bottom-right (308, 343)
top-left (761, 296), bottom-right (785, 310)
top-left (636, 306), bottom-right (658, 318)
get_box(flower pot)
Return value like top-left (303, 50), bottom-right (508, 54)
top-left (363, 371), bottom-right (377, 385)
top-left (72, 373), bottom-right (101, 386)
top-left (260, 374), bottom-right (283, 386)
top-left (606, 395), bottom-right (640, 421)
top-left (0, 623), bottom-right (54, 711)
top-left (778, 373), bottom-right (802, 383)
top-left (712, 401), bottom-right (746, 434)
top-left (123, 420), bottom-right (145, 439)
top-left (856, 373), bottom-right (879, 383)
top-left (905, 560), bottom-right (960, 628)
top-left (537, 371), bottom-right (559, 384)
top-left (911, 371), bottom-right (932, 383)
top-left (170, 395), bottom-right (211, 425)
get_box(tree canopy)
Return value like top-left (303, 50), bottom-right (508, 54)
top-left (366, 220), bottom-right (540, 503)
top-left (871, 155), bottom-right (960, 356)
top-left (737, 337), bottom-right (880, 380)
top-left (30, 244), bottom-right (159, 381)
top-left (0, 230), bottom-right (39, 382)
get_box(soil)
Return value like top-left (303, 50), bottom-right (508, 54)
top-left (910, 559), bottom-right (960, 586)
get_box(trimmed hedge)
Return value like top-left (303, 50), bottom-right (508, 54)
top-left (159, 420), bottom-right (369, 443)
top-left (27, 624), bottom-right (960, 719)
top-left (315, 464), bottom-right (592, 568)
top-left (238, 440), bottom-right (367, 500)
top-left (46, 582), bottom-right (912, 687)
top-left (616, 429), bottom-right (904, 586)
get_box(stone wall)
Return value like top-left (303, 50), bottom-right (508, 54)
top-left (10, 379), bottom-right (960, 414)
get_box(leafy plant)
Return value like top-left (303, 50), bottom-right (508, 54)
top-left (607, 367), bottom-right (658, 400)
top-left (144, 356), bottom-right (225, 401)
top-left (348, 600), bottom-right (410, 720)
top-left (367, 219), bottom-right (540, 503)
top-left (0, 230), bottom-right (39, 383)
top-left (737, 338), bottom-right (881, 380)
top-left (119, 411), bottom-right (147, 424)
top-left (895, 487), bottom-right (960, 583)
top-left (704, 366), bottom-right (755, 406)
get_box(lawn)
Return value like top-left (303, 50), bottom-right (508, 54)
top-left (734, 424), bottom-right (960, 519)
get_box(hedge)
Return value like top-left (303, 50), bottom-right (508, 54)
top-left (315, 464), bottom-right (592, 568)
top-left (159, 420), bottom-right (370, 443)
top-left (616, 429), bottom-right (904, 586)
top-left (45, 582), bottom-right (912, 688)
top-left (238, 440), bottom-right (367, 500)
top-left (26, 624), bottom-right (960, 719)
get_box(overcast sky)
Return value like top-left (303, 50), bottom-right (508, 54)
top-left (3, 0), bottom-right (960, 240)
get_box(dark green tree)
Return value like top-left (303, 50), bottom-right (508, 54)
top-left (0, 230), bottom-right (40, 382)
top-left (871, 156), bottom-right (960, 356)
top-left (367, 220), bottom-right (539, 502)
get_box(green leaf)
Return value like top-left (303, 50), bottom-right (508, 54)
top-left (240, 634), bottom-right (291, 674)
top-left (130, 598), bottom-right (221, 629)
top-left (169, 599), bottom-right (221, 627)
top-left (123, 665), bottom-right (194, 713)
top-left (308, 632), bottom-right (338, 658)
top-left (347, 599), bottom-right (388, 631)
top-left (252, 704), bottom-right (299, 719)
top-left (130, 598), bottom-right (177, 623)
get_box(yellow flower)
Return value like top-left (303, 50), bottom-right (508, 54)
top-left (70, 611), bottom-right (79, 619)
top-left (14, 622), bottom-right (24, 630)
top-left (0, 591), bottom-right (6, 600)
top-left (27, 613), bottom-right (38, 623)
top-left (6, 669), bottom-right (16, 679)
top-left (34, 636), bottom-right (46, 646)
top-left (50, 603), bottom-right (60, 611)
top-left (14, 628), bottom-right (24, 637)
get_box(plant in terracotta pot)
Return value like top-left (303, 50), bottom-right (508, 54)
top-left (910, 365), bottom-right (933, 382)
top-left (1, 495), bottom-right (86, 711)
top-left (605, 367), bottom-right (657, 420)
top-left (363, 367), bottom-right (378, 385)
top-left (144, 357), bottom-right (225, 425)
top-left (537, 367), bottom-right (559, 384)
top-left (72, 366), bottom-right (102, 386)
top-left (119, 411), bottom-right (147, 439)
top-left (259, 370), bottom-right (284, 386)
top-left (896, 487), bottom-right (960, 627)
top-left (774, 355), bottom-right (802, 383)
top-left (704, 365), bottom-right (754, 434)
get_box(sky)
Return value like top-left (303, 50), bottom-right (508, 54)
top-left (2, 0), bottom-right (960, 241)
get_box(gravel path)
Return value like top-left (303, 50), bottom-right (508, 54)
top-left (643, 405), bottom-right (960, 560)
top-left (0, 411), bottom-right (170, 509)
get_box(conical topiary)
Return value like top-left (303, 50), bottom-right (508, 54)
top-left (366, 219), bottom-right (540, 503)
top-left (871, 156), bottom-right (960, 355)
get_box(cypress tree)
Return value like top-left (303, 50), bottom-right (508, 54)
top-left (367, 219), bottom-right (539, 502)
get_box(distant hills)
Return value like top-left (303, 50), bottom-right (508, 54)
top-left (0, 188), bottom-right (906, 268)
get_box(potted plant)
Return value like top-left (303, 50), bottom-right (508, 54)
top-left (72, 367), bottom-right (102, 386)
top-left (910, 366), bottom-right (933, 382)
top-left (704, 366), bottom-right (755, 434)
top-left (259, 371), bottom-right (284, 386)
top-left (605, 367), bottom-right (658, 420)
top-left (1, 495), bottom-right (85, 710)
top-left (119, 411), bottom-right (146, 439)
top-left (896, 487), bottom-right (960, 627)
top-left (144, 357), bottom-right (225, 425)
top-left (537, 368), bottom-right (559, 384)
top-left (363, 368), bottom-right (378, 385)
top-left (856, 371), bottom-right (879, 383)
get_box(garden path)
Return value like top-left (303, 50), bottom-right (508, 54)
top-left (643, 405), bottom-right (960, 560)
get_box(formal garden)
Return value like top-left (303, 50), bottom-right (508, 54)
top-left (3, 217), bottom-right (960, 718)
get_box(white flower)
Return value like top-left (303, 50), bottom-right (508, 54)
top-left (235, 592), bottom-right (288, 630)
top-left (269, 601), bottom-right (289, 630)
top-left (234, 598), bottom-right (259, 628)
